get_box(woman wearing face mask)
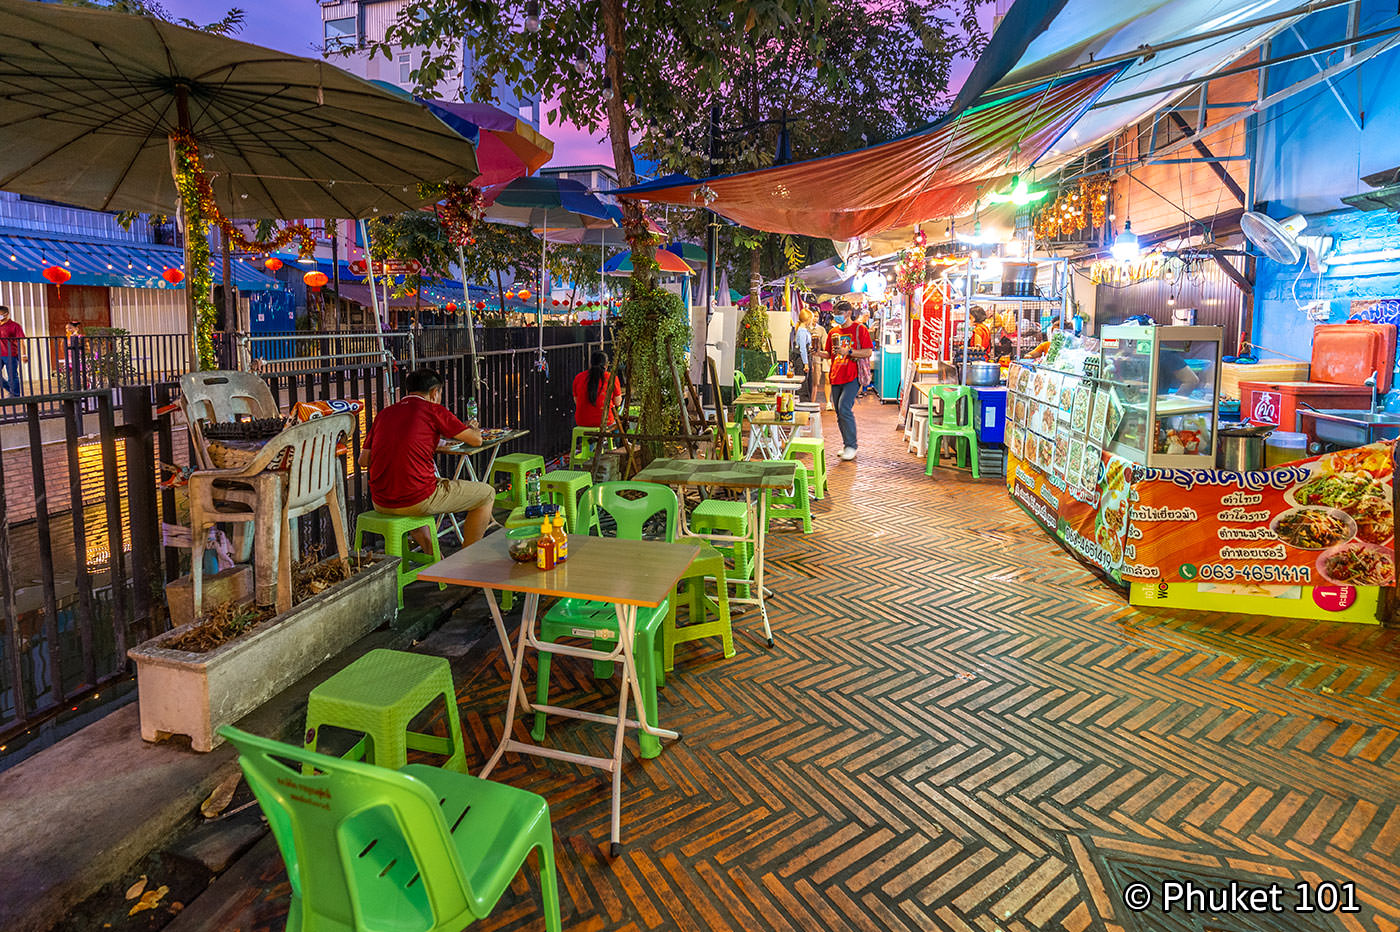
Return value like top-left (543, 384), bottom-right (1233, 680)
top-left (824, 300), bottom-right (874, 461)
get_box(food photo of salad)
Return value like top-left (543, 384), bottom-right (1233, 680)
top-left (1269, 507), bottom-right (1355, 550)
top-left (1317, 542), bottom-right (1395, 585)
top-left (1289, 471), bottom-right (1394, 544)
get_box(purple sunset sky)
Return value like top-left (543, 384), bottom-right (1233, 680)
top-left (171, 0), bottom-right (987, 168)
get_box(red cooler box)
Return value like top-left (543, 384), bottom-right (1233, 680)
top-left (1238, 381), bottom-right (1371, 429)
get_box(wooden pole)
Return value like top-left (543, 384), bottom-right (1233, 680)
top-left (172, 83), bottom-right (200, 372)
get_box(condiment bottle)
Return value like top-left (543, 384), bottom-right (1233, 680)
top-left (551, 513), bottom-right (568, 562)
top-left (536, 521), bottom-right (556, 570)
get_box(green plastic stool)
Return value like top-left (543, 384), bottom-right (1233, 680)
top-left (926, 385), bottom-right (980, 479)
top-left (353, 510), bottom-right (444, 609)
top-left (785, 436), bottom-right (828, 500)
top-left (568, 427), bottom-right (606, 469)
top-left (541, 469), bottom-right (598, 534)
top-left (304, 649), bottom-right (468, 774)
top-left (766, 468), bottom-right (813, 533)
top-left (220, 725), bottom-right (562, 932)
top-left (491, 453), bottom-right (545, 510)
top-left (691, 499), bottom-right (754, 599)
top-left (533, 482), bottom-right (676, 759)
top-left (664, 538), bottom-right (734, 673)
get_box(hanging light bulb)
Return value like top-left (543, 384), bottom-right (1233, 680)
top-left (524, 0), bottom-right (541, 32)
top-left (1110, 221), bottom-right (1140, 262)
top-left (601, 75), bottom-right (613, 102)
top-left (1168, 293), bottom-right (1176, 306)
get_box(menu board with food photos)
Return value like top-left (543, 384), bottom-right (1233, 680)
top-left (1006, 362), bottom-right (1391, 622)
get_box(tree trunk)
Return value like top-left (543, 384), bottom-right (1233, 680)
top-left (600, 0), bottom-right (654, 293)
top-left (749, 248), bottom-right (762, 307)
top-left (496, 269), bottom-right (505, 324)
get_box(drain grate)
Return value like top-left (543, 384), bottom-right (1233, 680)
top-left (1097, 854), bottom-right (1351, 932)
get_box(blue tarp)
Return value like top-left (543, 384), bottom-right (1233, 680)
top-left (0, 229), bottom-right (281, 290)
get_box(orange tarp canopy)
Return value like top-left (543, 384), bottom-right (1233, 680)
top-left (618, 68), bottom-right (1120, 240)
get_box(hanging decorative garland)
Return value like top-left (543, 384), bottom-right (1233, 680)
top-left (170, 130), bottom-right (317, 257)
top-left (894, 246), bottom-right (928, 296)
top-left (429, 183), bottom-right (486, 249)
top-left (1033, 178), bottom-right (1111, 242)
top-left (171, 133), bottom-right (219, 369)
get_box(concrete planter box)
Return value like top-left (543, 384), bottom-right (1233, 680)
top-left (128, 557), bottom-right (399, 752)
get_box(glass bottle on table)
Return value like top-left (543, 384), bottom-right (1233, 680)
top-left (536, 521), bottom-right (556, 570)
top-left (551, 512), bottom-right (568, 562)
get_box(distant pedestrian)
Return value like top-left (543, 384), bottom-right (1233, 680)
top-left (825, 300), bottom-right (874, 461)
top-left (793, 308), bottom-right (813, 397)
top-left (64, 321), bottom-right (85, 388)
top-left (0, 306), bottom-right (26, 397)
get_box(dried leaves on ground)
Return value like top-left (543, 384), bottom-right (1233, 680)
top-left (164, 551), bottom-right (375, 653)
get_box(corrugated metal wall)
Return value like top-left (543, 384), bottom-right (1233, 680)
top-left (109, 287), bottom-right (185, 333)
top-left (1094, 253), bottom-right (1247, 352)
top-left (0, 281), bottom-right (48, 338)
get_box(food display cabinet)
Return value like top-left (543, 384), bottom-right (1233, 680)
top-left (1098, 324), bottom-right (1223, 469)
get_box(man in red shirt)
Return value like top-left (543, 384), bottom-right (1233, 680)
top-left (0, 306), bottom-right (27, 398)
top-left (824, 300), bottom-right (874, 461)
top-left (359, 368), bottom-right (491, 552)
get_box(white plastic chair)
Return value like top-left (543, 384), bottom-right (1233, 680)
top-left (189, 414), bottom-right (354, 619)
top-left (179, 371), bottom-right (282, 573)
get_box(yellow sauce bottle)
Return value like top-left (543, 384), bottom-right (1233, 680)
top-left (552, 512), bottom-right (568, 562)
top-left (536, 521), bottom-right (555, 570)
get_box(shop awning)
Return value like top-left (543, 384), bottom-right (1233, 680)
top-left (0, 229), bottom-right (280, 290)
top-left (614, 67), bottom-right (1122, 241)
top-left (330, 280), bottom-right (490, 309)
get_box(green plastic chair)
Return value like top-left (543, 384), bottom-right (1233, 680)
top-left (926, 385), bottom-right (980, 479)
top-left (304, 649), bottom-right (468, 774)
top-left (539, 469), bottom-right (599, 534)
top-left (691, 499), bottom-right (754, 599)
top-left (218, 725), bottom-right (562, 932)
top-left (533, 482), bottom-right (676, 759)
top-left (568, 427), bottom-right (606, 469)
top-left (766, 468), bottom-right (813, 533)
top-left (785, 436), bottom-right (828, 500)
top-left (354, 511), bottom-right (444, 609)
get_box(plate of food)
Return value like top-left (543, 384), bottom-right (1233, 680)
top-left (1286, 471), bottom-right (1394, 542)
top-left (1269, 506), bottom-right (1356, 550)
top-left (1087, 390), bottom-right (1108, 444)
top-left (1316, 540), bottom-right (1396, 586)
top-left (1070, 385), bottom-right (1091, 433)
top-left (1030, 370), bottom-right (1046, 402)
top-left (1014, 397), bottom-right (1028, 426)
top-left (1009, 426), bottom-right (1024, 459)
top-left (1319, 445), bottom-right (1394, 480)
top-left (1039, 404), bottom-right (1057, 437)
top-left (1058, 377), bottom-right (1077, 411)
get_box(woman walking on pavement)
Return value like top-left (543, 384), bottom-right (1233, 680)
top-left (825, 300), bottom-right (874, 461)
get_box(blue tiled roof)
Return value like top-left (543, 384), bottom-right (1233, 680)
top-left (0, 229), bottom-right (281, 291)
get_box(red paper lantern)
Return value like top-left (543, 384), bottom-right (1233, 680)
top-left (303, 270), bottom-right (329, 292)
top-left (518, 289), bottom-right (532, 302)
top-left (162, 267), bottom-right (185, 285)
top-left (264, 257), bottom-right (283, 272)
top-left (475, 301), bottom-right (485, 310)
top-left (505, 291), bottom-right (516, 300)
top-left (445, 301), bottom-right (458, 313)
top-left (42, 264), bottom-right (71, 291)
top-left (551, 299), bottom-right (559, 306)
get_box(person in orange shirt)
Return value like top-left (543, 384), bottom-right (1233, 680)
top-left (967, 306), bottom-right (992, 354)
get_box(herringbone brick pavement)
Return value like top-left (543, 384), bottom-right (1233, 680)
top-left (192, 402), bottom-right (1400, 932)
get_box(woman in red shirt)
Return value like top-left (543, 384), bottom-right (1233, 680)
top-left (573, 352), bottom-right (623, 429)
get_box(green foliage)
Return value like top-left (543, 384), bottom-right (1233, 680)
top-left (616, 287), bottom-right (691, 448)
top-left (365, 212), bottom-right (456, 299)
top-left (57, 326), bottom-right (140, 389)
top-left (456, 221), bottom-right (543, 320)
top-left (738, 303), bottom-right (771, 353)
top-left (56, 0), bottom-right (246, 33)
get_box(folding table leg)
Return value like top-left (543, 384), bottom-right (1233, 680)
top-left (608, 603), bottom-right (633, 857)
top-left (751, 489), bottom-right (774, 647)
top-left (483, 586), bottom-right (532, 710)
top-left (481, 591), bottom-right (539, 779)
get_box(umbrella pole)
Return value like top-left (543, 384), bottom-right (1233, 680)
top-left (170, 85), bottom-right (201, 372)
top-left (539, 216), bottom-right (546, 360)
top-left (458, 242), bottom-right (482, 400)
top-left (360, 220), bottom-right (391, 386)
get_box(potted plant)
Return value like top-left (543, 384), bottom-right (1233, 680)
top-left (127, 553), bottom-right (399, 752)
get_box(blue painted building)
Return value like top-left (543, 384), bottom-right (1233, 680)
top-left (1250, 0), bottom-right (1400, 360)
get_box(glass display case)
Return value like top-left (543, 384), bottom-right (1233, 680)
top-left (1098, 324), bottom-right (1223, 468)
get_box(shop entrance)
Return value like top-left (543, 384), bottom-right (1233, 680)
top-left (46, 284), bottom-right (112, 333)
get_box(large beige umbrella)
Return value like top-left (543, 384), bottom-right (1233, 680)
top-left (0, 0), bottom-right (479, 366)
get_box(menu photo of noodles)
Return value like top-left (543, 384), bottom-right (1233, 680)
top-left (1087, 389), bottom-right (1108, 445)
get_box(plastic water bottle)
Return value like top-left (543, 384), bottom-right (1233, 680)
top-left (466, 397), bottom-right (479, 424)
top-left (527, 471), bottom-right (541, 507)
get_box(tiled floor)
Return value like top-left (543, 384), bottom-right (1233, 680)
top-left (188, 402), bottom-right (1400, 931)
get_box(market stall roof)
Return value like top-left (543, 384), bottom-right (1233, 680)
top-left (614, 67), bottom-right (1121, 241)
top-left (0, 229), bottom-right (279, 290)
top-left (982, 0), bottom-right (1321, 176)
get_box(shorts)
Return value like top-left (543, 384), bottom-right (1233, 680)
top-left (375, 479), bottom-right (493, 517)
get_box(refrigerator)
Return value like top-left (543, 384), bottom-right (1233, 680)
top-left (879, 297), bottom-right (904, 403)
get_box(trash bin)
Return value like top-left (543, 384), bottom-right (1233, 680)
top-left (1217, 423), bottom-right (1273, 471)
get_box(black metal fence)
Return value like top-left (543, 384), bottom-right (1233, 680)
top-left (0, 337), bottom-right (604, 757)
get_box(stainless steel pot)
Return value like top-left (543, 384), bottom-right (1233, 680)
top-left (967, 361), bottom-right (1001, 386)
top-left (1217, 424), bottom-right (1273, 471)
